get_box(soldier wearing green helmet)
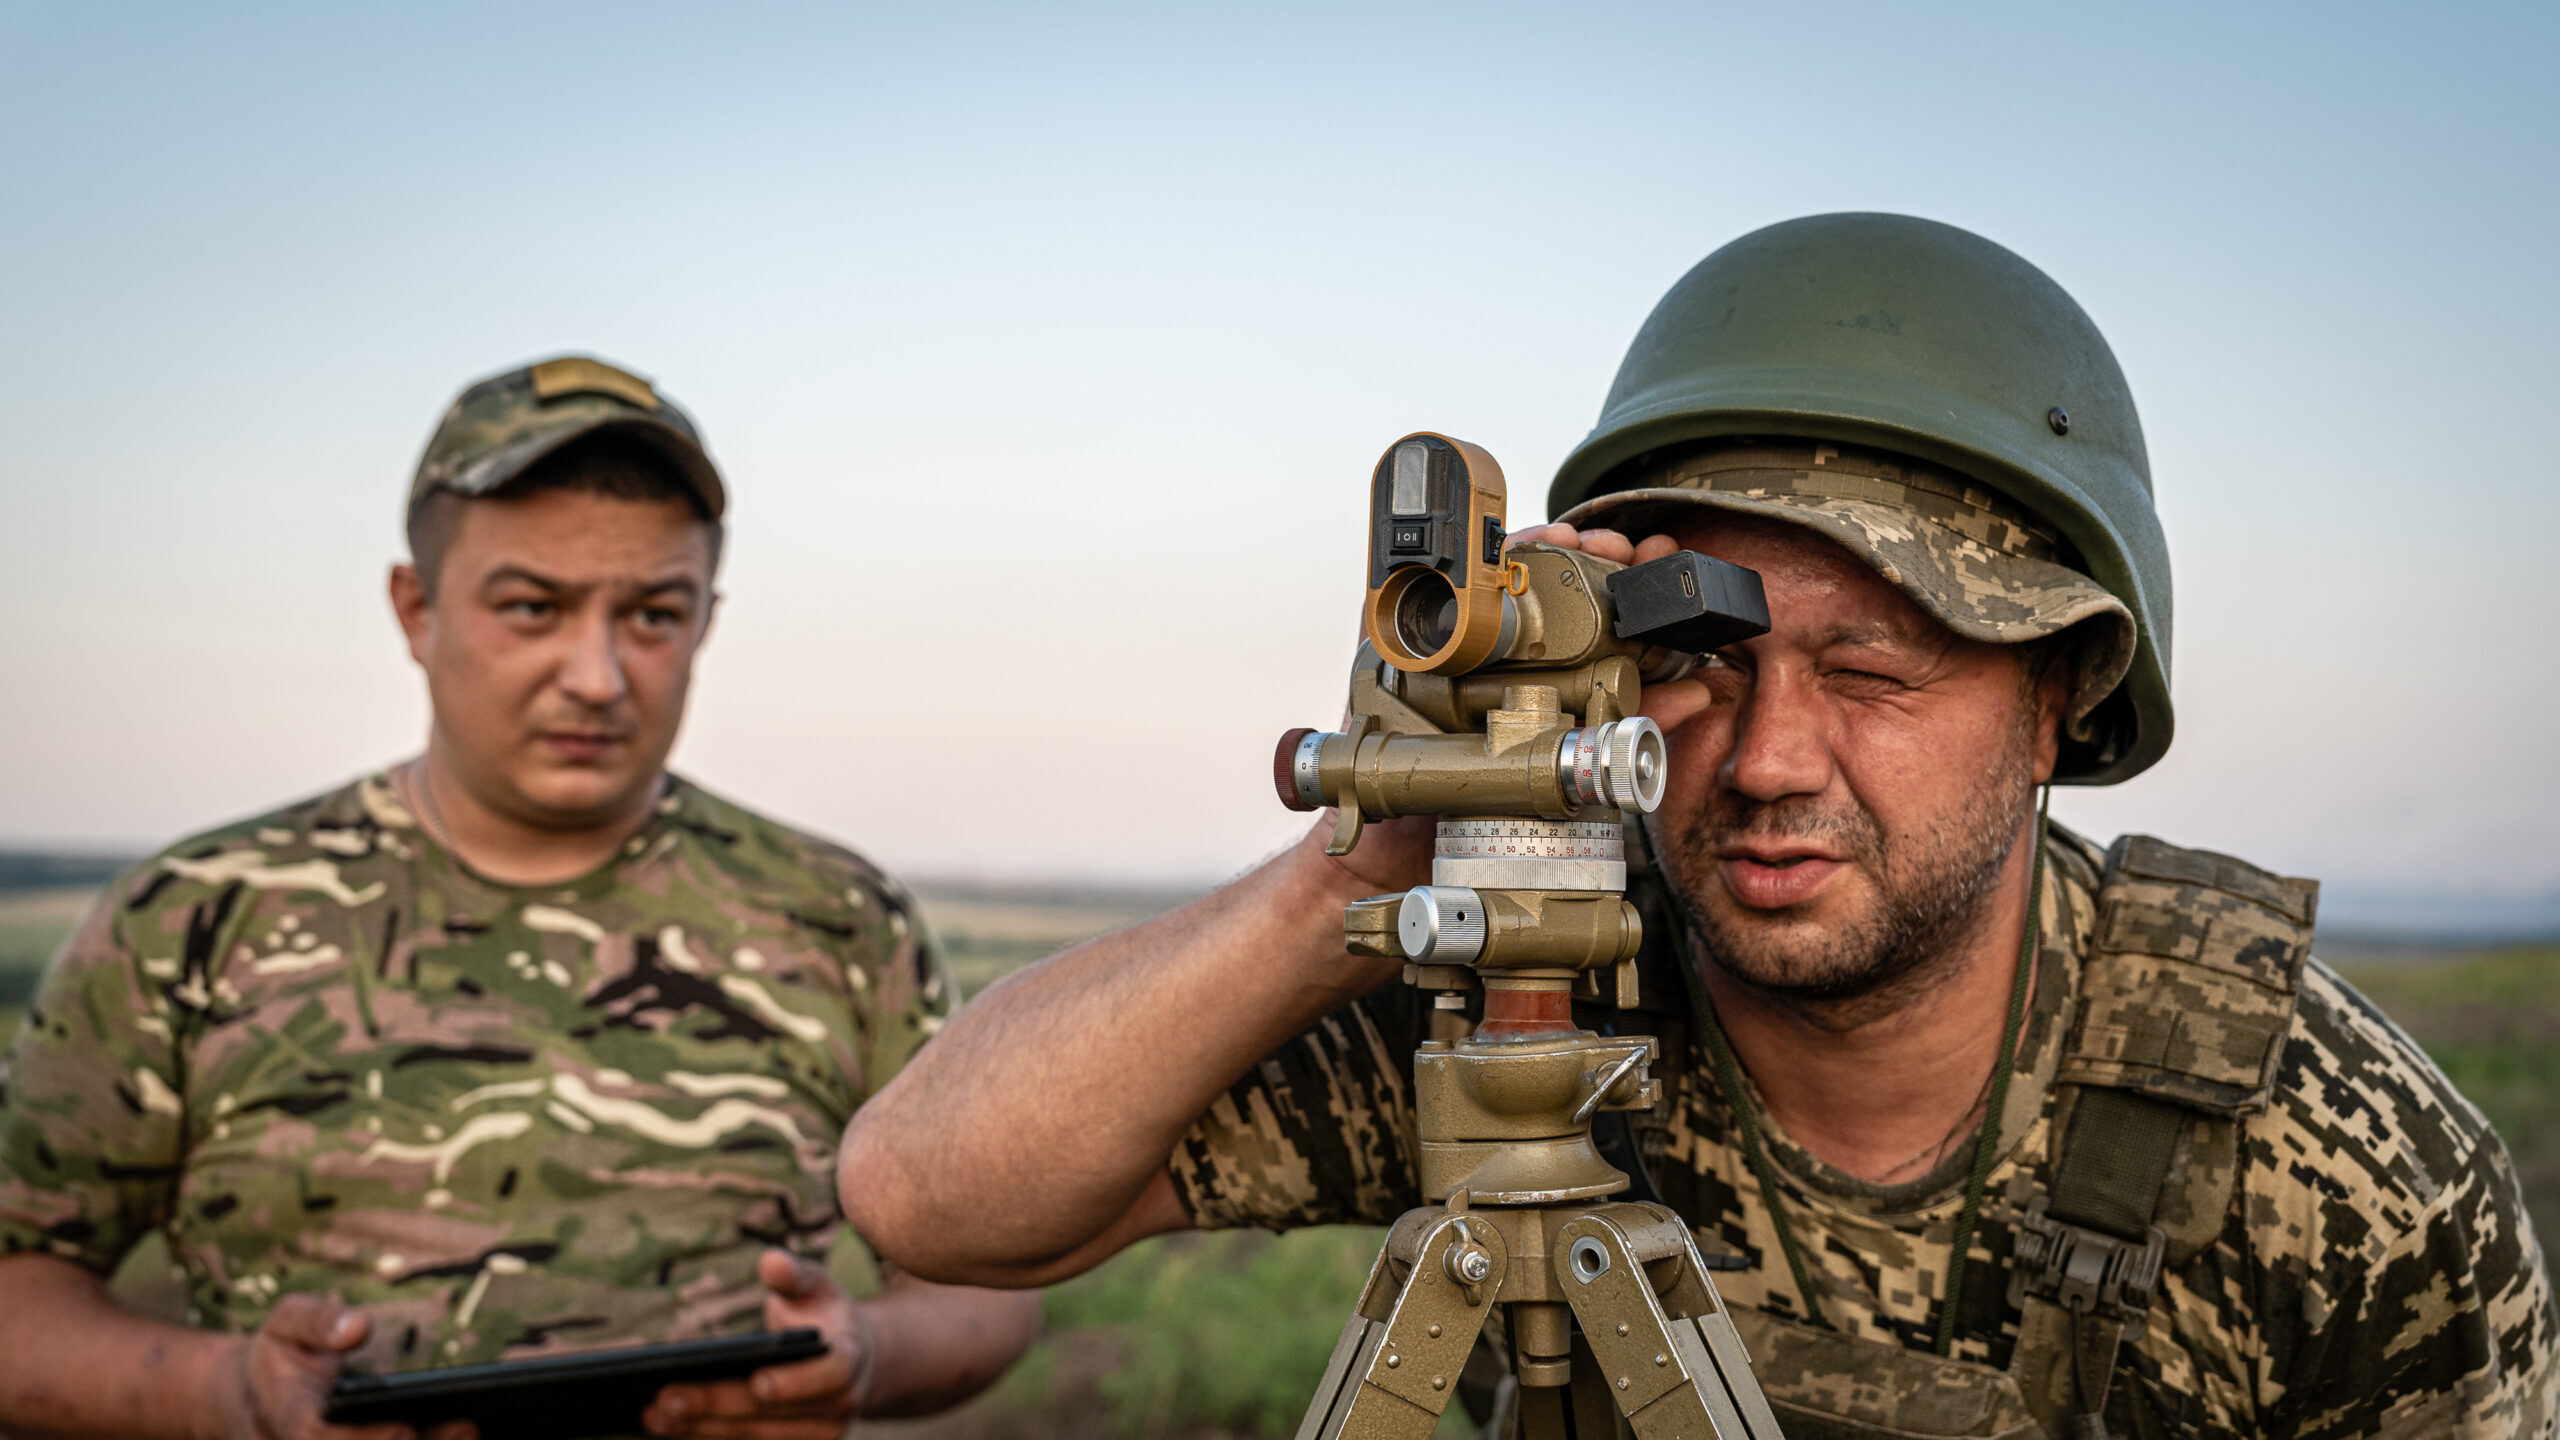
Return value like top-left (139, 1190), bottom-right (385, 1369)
top-left (839, 215), bottom-right (2558, 1438)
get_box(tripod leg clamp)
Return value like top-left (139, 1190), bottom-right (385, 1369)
top-left (1296, 1211), bottom-right (1506, 1440)
top-left (1553, 1212), bottom-right (1788, 1440)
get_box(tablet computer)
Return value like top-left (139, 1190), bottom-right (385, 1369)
top-left (326, 1328), bottom-right (829, 1440)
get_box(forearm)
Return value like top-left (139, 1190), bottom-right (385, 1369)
top-left (0, 1254), bottom-right (238, 1440)
top-left (851, 1274), bottom-right (1042, 1418)
top-left (837, 827), bottom-right (1407, 1283)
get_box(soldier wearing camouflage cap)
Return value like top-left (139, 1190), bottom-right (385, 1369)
top-left (0, 357), bottom-right (1038, 1440)
top-left (839, 216), bottom-right (2558, 1439)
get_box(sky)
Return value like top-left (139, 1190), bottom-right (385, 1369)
top-left (1, 2), bottom-right (2554, 924)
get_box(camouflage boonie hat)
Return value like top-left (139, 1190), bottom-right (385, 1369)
top-left (1560, 440), bottom-right (2136, 734)
top-left (410, 355), bottom-right (725, 518)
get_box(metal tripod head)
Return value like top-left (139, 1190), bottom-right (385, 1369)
top-left (1272, 434), bottom-right (1785, 1439)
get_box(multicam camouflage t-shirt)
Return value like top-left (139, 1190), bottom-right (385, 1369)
top-left (1171, 826), bottom-right (2560, 1438)
top-left (0, 771), bottom-right (950, 1373)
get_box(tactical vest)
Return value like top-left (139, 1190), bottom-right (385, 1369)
top-left (1593, 833), bottom-right (2319, 1440)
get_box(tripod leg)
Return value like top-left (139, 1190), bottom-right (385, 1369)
top-left (1511, 1341), bottom-right (1628, 1440)
top-left (1551, 1214), bottom-right (1784, 1440)
top-left (1567, 1336), bottom-right (1633, 1439)
top-left (1516, 1384), bottom-right (1567, 1439)
top-left (1297, 1306), bottom-right (1392, 1440)
top-left (1296, 1211), bottom-right (1508, 1440)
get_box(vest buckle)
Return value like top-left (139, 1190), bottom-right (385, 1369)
top-left (2010, 1195), bottom-right (2167, 1340)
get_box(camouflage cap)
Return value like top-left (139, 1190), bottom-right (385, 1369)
top-left (410, 355), bottom-right (725, 518)
top-left (1558, 440), bottom-right (2136, 735)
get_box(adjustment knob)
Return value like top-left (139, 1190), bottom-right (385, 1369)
top-left (1398, 886), bottom-right (1487, 964)
top-left (1599, 718), bottom-right (1668, 812)
top-left (1273, 728), bottom-right (1329, 811)
top-left (1562, 718), bottom-right (1669, 813)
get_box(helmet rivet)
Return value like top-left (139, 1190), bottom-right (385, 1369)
top-left (2047, 406), bottom-right (2071, 436)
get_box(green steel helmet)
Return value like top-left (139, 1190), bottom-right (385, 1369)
top-left (1548, 212), bottom-right (2172, 784)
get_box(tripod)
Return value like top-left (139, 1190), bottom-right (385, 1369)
top-left (1288, 820), bottom-right (1786, 1440)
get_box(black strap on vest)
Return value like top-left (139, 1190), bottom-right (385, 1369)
top-left (2006, 834), bottom-right (2317, 1440)
top-left (2050, 1090), bottom-right (2184, 1241)
top-left (2019, 1089), bottom-right (2177, 1438)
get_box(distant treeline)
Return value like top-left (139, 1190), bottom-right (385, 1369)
top-left (0, 851), bottom-right (135, 891)
top-left (909, 876), bottom-right (1210, 912)
top-left (0, 851), bottom-right (2547, 947)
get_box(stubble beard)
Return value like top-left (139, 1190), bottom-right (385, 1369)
top-left (1657, 721), bottom-right (2041, 1030)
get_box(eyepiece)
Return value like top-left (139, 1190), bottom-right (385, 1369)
top-left (1606, 550), bottom-right (1770, 654)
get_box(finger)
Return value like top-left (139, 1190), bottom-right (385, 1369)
top-left (264, 1293), bottom-right (368, 1353)
top-left (650, 1380), bottom-right (763, 1425)
top-left (756, 1248), bottom-right (828, 1301)
top-left (423, 1423), bottom-right (479, 1440)
top-left (260, 1292), bottom-right (332, 1346)
top-left (1572, 528), bottom-right (1638, 564)
top-left (1632, 534), bottom-right (1683, 563)
top-left (307, 1414), bottom-right (415, 1440)
top-left (691, 1393), bottom-right (858, 1423)
top-left (667, 1417), bottom-right (855, 1440)
top-left (1636, 675), bottom-right (1722, 733)
top-left (643, 1394), bottom-right (851, 1440)
top-left (748, 1349), bottom-right (853, 1407)
top-left (1504, 523), bottom-right (1576, 552)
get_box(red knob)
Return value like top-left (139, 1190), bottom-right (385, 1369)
top-left (1274, 728), bottom-right (1318, 811)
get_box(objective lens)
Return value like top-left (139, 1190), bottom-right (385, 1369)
top-left (1392, 570), bottom-right (1460, 655)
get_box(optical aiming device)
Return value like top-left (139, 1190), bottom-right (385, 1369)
top-left (1274, 433), bottom-right (1781, 1439)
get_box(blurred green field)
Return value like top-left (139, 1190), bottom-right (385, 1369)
top-left (2333, 950), bottom-right (2560, 1245)
top-left (1, 879), bottom-right (2552, 1438)
top-left (0, 887), bottom-right (96, 1002)
top-left (914, 880), bottom-right (1198, 997)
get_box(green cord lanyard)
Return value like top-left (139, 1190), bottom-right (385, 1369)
top-left (1694, 787), bottom-right (2050, 1351)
